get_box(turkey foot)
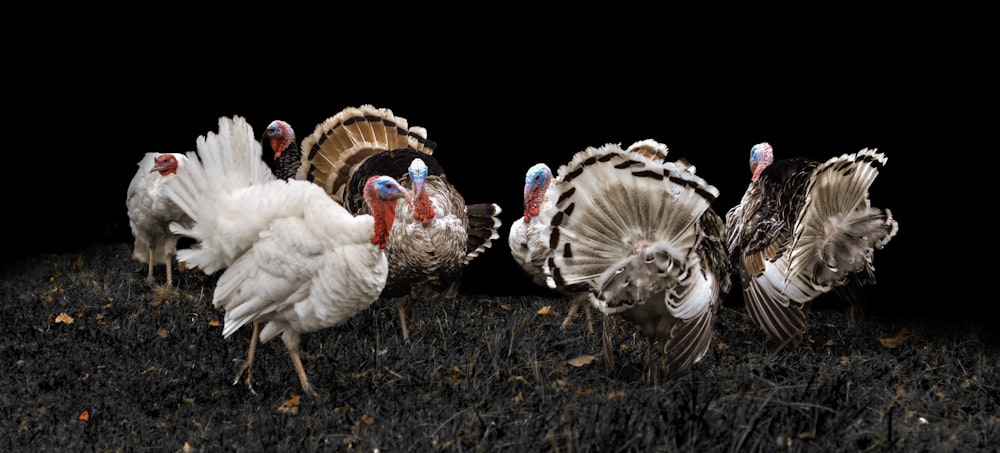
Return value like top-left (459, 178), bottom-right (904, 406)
top-left (397, 297), bottom-right (415, 341)
top-left (560, 296), bottom-right (594, 335)
top-left (232, 321), bottom-right (260, 394)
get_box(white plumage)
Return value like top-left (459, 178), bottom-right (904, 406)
top-left (164, 115), bottom-right (411, 395)
top-left (542, 141), bottom-right (732, 382)
top-left (725, 142), bottom-right (899, 344)
top-left (125, 152), bottom-right (193, 286)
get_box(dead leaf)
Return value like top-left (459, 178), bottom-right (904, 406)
top-left (55, 312), bottom-right (74, 324)
top-left (183, 442), bottom-right (192, 453)
top-left (360, 413), bottom-right (375, 425)
top-left (608, 390), bottom-right (625, 400)
top-left (567, 355), bottom-right (598, 367)
top-left (277, 393), bottom-right (300, 414)
top-left (879, 328), bottom-right (915, 349)
top-left (537, 305), bottom-right (552, 315)
top-left (157, 328), bottom-right (169, 339)
top-left (513, 391), bottom-right (523, 404)
top-left (208, 319), bottom-right (220, 327)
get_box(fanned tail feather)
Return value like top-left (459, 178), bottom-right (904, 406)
top-left (787, 148), bottom-right (898, 286)
top-left (165, 116), bottom-right (277, 274)
top-left (296, 105), bottom-right (437, 203)
top-left (465, 203), bottom-right (503, 262)
top-left (544, 144), bottom-right (720, 303)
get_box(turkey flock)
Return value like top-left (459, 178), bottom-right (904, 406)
top-left (126, 105), bottom-right (898, 394)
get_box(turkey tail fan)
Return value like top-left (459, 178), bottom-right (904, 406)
top-left (167, 115), bottom-right (273, 228)
top-left (167, 116), bottom-right (277, 274)
top-left (296, 104), bottom-right (437, 203)
top-left (464, 203), bottom-right (503, 262)
top-left (786, 148), bottom-right (898, 287)
top-left (543, 143), bottom-right (720, 300)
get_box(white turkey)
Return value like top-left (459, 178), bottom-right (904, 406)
top-left (542, 142), bottom-right (732, 382)
top-left (164, 115), bottom-right (411, 396)
top-left (125, 152), bottom-right (193, 286)
top-left (290, 104), bottom-right (503, 341)
top-left (725, 142), bottom-right (899, 345)
top-left (509, 162), bottom-right (594, 334)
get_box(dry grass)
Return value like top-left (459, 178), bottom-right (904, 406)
top-left (2, 243), bottom-right (996, 452)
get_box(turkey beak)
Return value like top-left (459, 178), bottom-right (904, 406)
top-left (394, 185), bottom-right (413, 208)
top-left (523, 184), bottom-right (536, 205)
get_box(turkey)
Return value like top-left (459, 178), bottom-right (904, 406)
top-left (261, 119), bottom-right (301, 180)
top-left (725, 142), bottom-right (899, 345)
top-left (292, 104), bottom-right (503, 341)
top-left (508, 162), bottom-right (593, 334)
top-left (164, 115), bottom-right (411, 396)
top-left (543, 142), bottom-right (732, 383)
top-left (125, 152), bottom-right (193, 286)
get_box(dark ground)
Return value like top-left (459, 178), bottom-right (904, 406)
top-left (1, 242), bottom-right (996, 452)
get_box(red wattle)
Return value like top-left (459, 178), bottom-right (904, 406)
top-left (413, 194), bottom-right (435, 227)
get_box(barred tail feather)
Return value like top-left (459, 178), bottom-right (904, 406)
top-left (465, 203), bottom-right (503, 262)
top-left (297, 105), bottom-right (437, 203)
top-left (544, 143), bottom-right (719, 294)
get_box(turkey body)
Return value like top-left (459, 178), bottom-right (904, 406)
top-left (164, 115), bottom-right (410, 395)
top-left (125, 152), bottom-right (192, 286)
top-left (725, 143), bottom-right (898, 344)
top-left (543, 142), bottom-right (732, 382)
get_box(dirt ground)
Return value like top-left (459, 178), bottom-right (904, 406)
top-left (2, 242), bottom-right (996, 452)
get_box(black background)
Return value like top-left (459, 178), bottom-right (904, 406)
top-left (6, 31), bottom-right (967, 320)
